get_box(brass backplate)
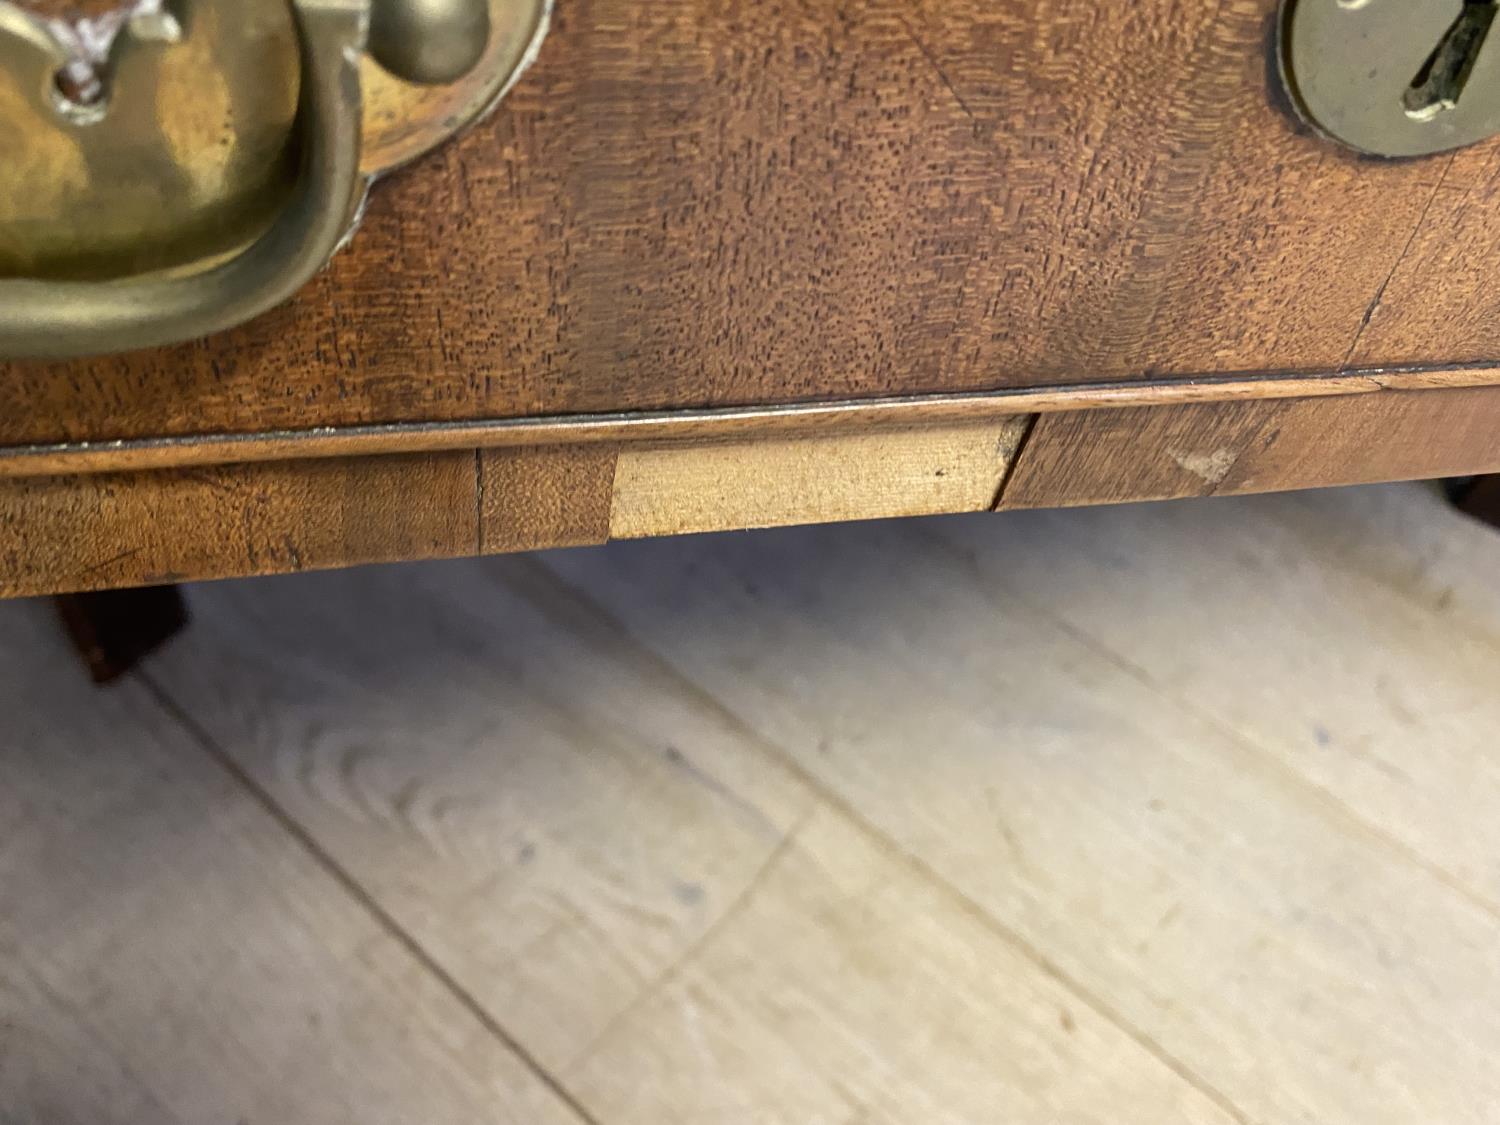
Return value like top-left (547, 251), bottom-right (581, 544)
top-left (361, 0), bottom-right (549, 175)
top-left (2, 0), bottom-right (547, 285)
top-left (1280, 0), bottom-right (1500, 157)
top-left (1, 0), bottom-right (547, 358)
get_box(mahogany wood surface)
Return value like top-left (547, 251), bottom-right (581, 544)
top-left (0, 453), bottom-right (478, 597)
top-left (8, 387), bottom-right (1500, 597)
top-left (5, 0), bottom-right (1499, 453)
top-left (479, 444), bottom-right (617, 554)
top-left (1001, 387), bottom-right (1500, 509)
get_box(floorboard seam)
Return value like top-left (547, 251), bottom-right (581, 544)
top-left (987, 568), bottom-right (1500, 927)
top-left (526, 560), bottom-right (1258, 1125)
top-left (134, 669), bottom-right (602, 1125)
top-left (560, 811), bottom-right (812, 1079)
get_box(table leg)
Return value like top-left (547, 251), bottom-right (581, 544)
top-left (53, 586), bottom-right (190, 685)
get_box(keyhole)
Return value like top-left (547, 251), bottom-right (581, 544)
top-left (1405, 0), bottom-right (1499, 120)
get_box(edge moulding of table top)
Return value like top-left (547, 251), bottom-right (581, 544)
top-left (5, 374), bottom-right (1500, 598)
top-left (7, 0), bottom-right (1500, 595)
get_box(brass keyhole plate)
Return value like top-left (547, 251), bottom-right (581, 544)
top-left (1279, 0), bottom-right (1500, 157)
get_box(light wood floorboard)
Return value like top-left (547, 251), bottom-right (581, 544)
top-left (2, 482), bottom-right (1497, 1123)
top-left (0, 601), bottom-right (587, 1125)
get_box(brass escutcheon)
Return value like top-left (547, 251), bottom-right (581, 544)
top-left (1280, 0), bottom-right (1500, 157)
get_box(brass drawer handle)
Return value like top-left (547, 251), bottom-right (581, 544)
top-left (0, 0), bottom-right (533, 360)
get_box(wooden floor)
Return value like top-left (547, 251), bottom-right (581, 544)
top-left (4, 481), bottom-right (1500, 1124)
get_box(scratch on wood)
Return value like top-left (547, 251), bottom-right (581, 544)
top-left (561, 812), bottom-right (810, 1075)
top-left (896, 13), bottom-right (977, 123)
top-left (1340, 153), bottom-right (1458, 369)
top-left (989, 414), bottom-right (1040, 511)
top-left (76, 545), bottom-right (144, 577)
top-left (473, 449), bottom-right (485, 555)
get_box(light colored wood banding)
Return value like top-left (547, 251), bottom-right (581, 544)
top-left (609, 420), bottom-right (1030, 539)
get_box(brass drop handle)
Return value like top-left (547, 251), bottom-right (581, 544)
top-left (369, 0), bottom-right (490, 84)
top-left (0, 0), bottom-right (533, 360)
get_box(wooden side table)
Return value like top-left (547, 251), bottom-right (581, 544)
top-left (5, 0), bottom-right (1500, 599)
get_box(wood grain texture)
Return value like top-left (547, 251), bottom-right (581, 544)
top-left (609, 419), bottom-right (1029, 538)
top-left (567, 806), bottom-right (1231, 1124)
top-left (480, 444), bottom-right (617, 553)
top-left (0, 600), bottom-right (584, 1125)
top-left (1002, 387), bottom-right (1500, 509)
top-left (1000, 400), bottom-right (1277, 508)
top-left (0, 452), bottom-right (477, 597)
top-left (2, 0), bottom-right (1493, 450)
top-left (132, 553), bottom-right (1223, 1120)
top-left (1215, 387), bottom-right (1500, 495)
top-left (946, 484), bottom-right (1500, 910)
top-left (8, 482), bottom-right (1500, 1121)
top-left (1346, 143), bottom-right (1500, 368)
top-left (542, 490), bottom-right (1500, 1124)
